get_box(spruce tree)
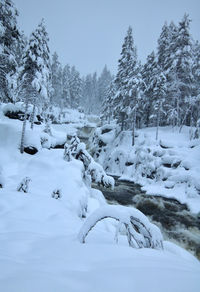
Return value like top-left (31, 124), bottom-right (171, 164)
top-left (102, 80), bottom-right (115, 123)
top-left (191, 41), bottom-right (200, 127)
top-left (0, 0), bottom-right (20, 103)
top-left (69, 66), bottom-right (82, 109)
top-left (152, 69), bottom-right (167, 140)
top-left (170, 14), bottom-right (194, 127)
top-left (30, 19), bottom-right (51, 129)
top-left (114, 26), bottom-right (141, 144)
top-left (19, 19), bottom-right (50, 153)
top-left (97, 65), bottom-right (112, 112)
top-left (51, 51), bottom-right (63, 105)
top-left (82, 74), bottom-right (93, 113)
top-left (141, 51), bottom-right (158, 127)
top-left (157, 22), bottom-right (170, 69)
top-left (82, 73), bottom-right (98, 114)
top-left (62, 64), bottom-right (71, 107)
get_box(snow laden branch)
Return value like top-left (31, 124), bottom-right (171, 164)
top-left (64, 136), bottom-right (114, 189)
top-left (78, 205), bottom-right (163, 250)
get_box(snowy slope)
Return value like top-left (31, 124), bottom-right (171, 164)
top-left (0, 117), bottom-right (200, 292)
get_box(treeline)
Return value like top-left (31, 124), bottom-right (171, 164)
top-left (1, 1), bottom-right (200, 140)
top-left (102, 15), bottom-right (200, 142)
top-left (50, 53), bottom-right (112, 113)
top-left (0, 0), bottom-right (112, 114)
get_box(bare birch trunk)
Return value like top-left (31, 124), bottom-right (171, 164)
top-left (132, 108), bottom-right (136, 146)
top-left (176, 96), bottom-right (180, 127)
top-left (20, 99), bottom-right (29, 154)
top-left (156, 105), bottom-right (160, 141)
top-left (30, 101), bottom-right (36, 130)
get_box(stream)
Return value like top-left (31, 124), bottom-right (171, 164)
top-left (52, 124), bottom-right (200, 259)
top-left (93, 176), bottom-right (200, 259)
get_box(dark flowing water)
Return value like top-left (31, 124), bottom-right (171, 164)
top-left (93, 176), bottom-right (200, 259)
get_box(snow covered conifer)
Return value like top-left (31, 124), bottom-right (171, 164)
top-left (69, 66), bottom-right (82, 109)
top-left (191, 41), bottom-right (200, 125)
top-left (65, 135), bottom-right (114, 189)
top-left (82, 74), bottom-right (93, 113)
top-left (114, 26), bottom-right (141, 140)
top-left (97, 65), bottom-right (112, 113)
top-left (82, 73), bottom-right (98, 114)
top-left (141, 51), bottom-right (158, 127)
top-left (169, 15), bottom-right (194, 127)
top-left (102, 80), bottom-right (116, 123)
top-left (19, 19), bottom-right (50, 153)
top-left (30, 19), bottom-right (51, 129)
top-left (51, 51), bottom-right (63, 106)
top-left (0, 0), bottom-right (20, 103)
top-left (62, 64), bottom-right (71, 107)
top-left (152, 69), bottom-right (167, 140)
top-left (43, 118), bottom-right (52, 136)
top-left (63, 143), bottom-right (72, 162)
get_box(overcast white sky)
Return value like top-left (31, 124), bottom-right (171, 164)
top-left (14, 0), bottom-right (200, 76)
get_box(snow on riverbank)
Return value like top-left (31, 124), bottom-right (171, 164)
top-left (0, 114), bottom-right (200, 291)
top-left (89, 124), bottom-right (200, 213)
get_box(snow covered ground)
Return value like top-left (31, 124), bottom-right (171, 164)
top-left (0, 112), bottom-right (200, 292)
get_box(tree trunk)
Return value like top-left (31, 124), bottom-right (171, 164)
top-left (156, 106), bottom-right (160, 141)
top-left (30, 101), bottom-right (36, 130)
top-left (20, 98), bottom-right (29, 154)
top-left (108, 106), bottom-right (111, 124)
top-left (179, 104), bottom-right (192, 133)
top-left (176, 96), bottom-right (180, 127)
top-left (132, 108), bottom-right (136, 146)
top-left (121, 115), bottom-right (124, 131)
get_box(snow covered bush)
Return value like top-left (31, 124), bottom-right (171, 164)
top-left (105, 148), bottom-right (128, 174)
top-left (78, 205), bottom-right (163, 250)
top-left (43, 119), bottom-right (52, 136)
top-left (63, 143), bottom-right (72, 161)
top-left (64, 135), bottom-right (114, 189)
top-left (89, 124), bottom-right (117, 161)
top-left (17, 177), bottom-right (31, 193)
top-left (40, 133), bottom-right (51, 149)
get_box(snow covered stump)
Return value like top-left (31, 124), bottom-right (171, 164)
top-left (78, 205), bottom-right (163, 250)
